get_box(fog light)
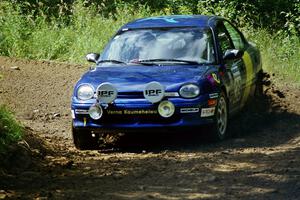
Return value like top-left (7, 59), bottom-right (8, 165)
top-left (158, 100), bottom-right (175, 118)
top-left (88, 104), bottom-right (103, 120)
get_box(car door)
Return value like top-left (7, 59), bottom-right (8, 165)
top-left (215, 21), bottom-right (245, 113)
top-left (223, 20), bottom-right (257, 108)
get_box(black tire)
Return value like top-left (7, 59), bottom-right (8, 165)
top-left (72, 127), bottom-right (99, 150)
top-left (210, 91), bottom-right (229, 141)
top-left (254, 70), bottom-right (264, 97)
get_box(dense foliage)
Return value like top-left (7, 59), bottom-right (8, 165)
top-left (9, 0), bottom-right (300, 35)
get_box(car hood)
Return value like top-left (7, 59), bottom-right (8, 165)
top-left (78, 64), bottom-right (210, 92)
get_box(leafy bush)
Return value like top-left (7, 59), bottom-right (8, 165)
top-left (0, 105), bottom-right (23, 152)
top-left (7, 0), bottom-right (299, 34)
top-left (196, 0), bottom-right (300, 35)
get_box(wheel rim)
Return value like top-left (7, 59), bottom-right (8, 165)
top-left (216, 96), bottom-right (227, 136)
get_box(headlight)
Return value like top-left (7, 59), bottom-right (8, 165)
top-left (77, 84), bottom-right (94, 100)
top-left (88, 104), bottom-right (103, 120)
top-left (179, 84), bottom-right (200, 98)
top-left (158, 100), bottom-right (175, 118)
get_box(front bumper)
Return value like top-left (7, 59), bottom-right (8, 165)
top-left (71, 100), bottom-right (215, 130)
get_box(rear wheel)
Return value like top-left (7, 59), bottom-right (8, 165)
top-left (210, 91), bottom-right (228, 141)
top-left (72, 127), bottom-right (99, 150)
top-left (254, 70), bottom-right (264, 97)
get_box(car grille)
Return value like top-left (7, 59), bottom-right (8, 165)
top-left (117, 92), bottom-right (144, 99)
top-left (82, 112), bottom-right (180, 125)
top-left (103, 114), bottom-right (179, 124)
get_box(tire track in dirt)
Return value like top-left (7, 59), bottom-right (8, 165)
top-left (0, 56), bottom-right (300, 199)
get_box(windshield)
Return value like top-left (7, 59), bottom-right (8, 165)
top-left (100, 27), bottom-right (215, 65)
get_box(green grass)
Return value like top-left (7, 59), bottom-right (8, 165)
top-left (0, 1), bottom-right (299, 85)
top-left (244, 29), bottom-right (300, 86)
top-left (0, 105), bottom-right (23, 152)
top-left (0, 1), bottom-right (161, 62)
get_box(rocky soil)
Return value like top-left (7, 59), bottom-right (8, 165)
top-left (0, 56), bottom-right (299, 199)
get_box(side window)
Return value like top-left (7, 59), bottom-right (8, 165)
top-left (224, 21), bottom-right (245, 50)
top-left (216, 22), bottom-right (234, 55)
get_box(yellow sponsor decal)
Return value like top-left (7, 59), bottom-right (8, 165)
top-left (107, 110), bottom-right (123, 115)
top-left (241, 51), bottom-right (253, 106)
top-left (107, 110), bottom-right (158, 115)
top-left (83, 117), bottom-right (87, 127)
top-left (212, 73), bottom-right (220, 84)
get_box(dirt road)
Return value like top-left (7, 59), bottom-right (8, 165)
top-left (0, 56), bottom-right (300, 199)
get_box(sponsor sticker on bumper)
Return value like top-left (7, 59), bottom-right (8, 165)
top-left (180, 108), bottom-right (199, 113)
top-left (75, 109), bottom-right (89, 114)
top-left (107, 109), bottom-right (158, 115)
top-left (209, 93), bottom-right (219, 99)
top-left (201, 107), bottom-right (215, 117)
top-left (71, 110), bottom-right (75, 119)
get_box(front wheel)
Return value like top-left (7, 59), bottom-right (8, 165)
top-left (210, 91), bottom-right (229, 141)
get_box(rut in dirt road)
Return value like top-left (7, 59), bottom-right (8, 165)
top-left (0, 56), bottom-right (300, 199)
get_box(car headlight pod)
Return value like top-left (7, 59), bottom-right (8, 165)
top-left (77, 84), bottom-right (94, 100)
top-left (158, 100), bottom-right (175, 118)
top-left (179, 84), bottom-right (200, 98)
top-left (88, 104), bottom-right (103, 120)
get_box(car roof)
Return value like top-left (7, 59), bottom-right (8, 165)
top-left (121, 15), bottom-right (221, 30)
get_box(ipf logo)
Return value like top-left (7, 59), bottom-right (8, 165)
top-left (98, 90), bottom-right (114, 97)
top-left (145, 89), bottom-right (162, 96)
top-left (143, 82), bottom-right (165, 103)
top-left (96, 82), bottom-right (118, 104)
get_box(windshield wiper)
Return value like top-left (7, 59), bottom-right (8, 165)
top-left (129, 60), bottom-right (159, 66)
top-left (97, 59), bottom-right (127, 65)
top-left (137, 59), bottom-right (201, 65)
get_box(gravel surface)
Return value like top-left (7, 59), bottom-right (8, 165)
top-left (0, 56), bottom-right (299, 200)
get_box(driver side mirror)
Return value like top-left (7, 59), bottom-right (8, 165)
top-left (86, 53), bottom-right (100, 63)
top-left (223, 49), bottom-right (244, 60)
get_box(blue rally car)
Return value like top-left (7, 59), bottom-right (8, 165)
top-left (71, 15), bottom-right (262, 149)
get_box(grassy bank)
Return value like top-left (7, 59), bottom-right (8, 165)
top-left (245, 29), bottom-right (300, 85)
top-left (0, 106), bottom-right (23, 152)
top-left (0, 1), bottom-right (299, 85)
